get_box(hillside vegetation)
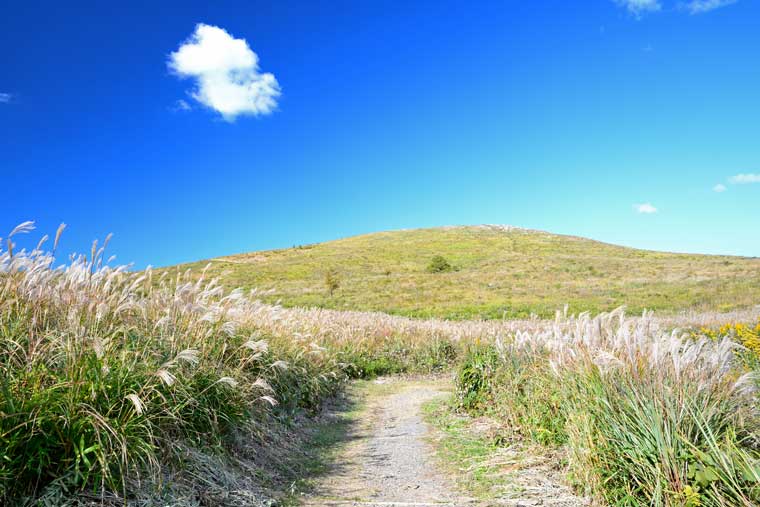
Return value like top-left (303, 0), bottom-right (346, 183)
top-left (0, 223), bottom-right (457, 505)
top-left (2, 222), bottom-right (759, 506)
top-left (171, 225), bottom-right (760, 319)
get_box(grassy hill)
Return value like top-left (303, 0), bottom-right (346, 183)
top-left (168, 225), bottom-right (760, 319)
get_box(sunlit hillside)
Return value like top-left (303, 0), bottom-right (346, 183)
top-left (169, 225), bottom-right (760, 319)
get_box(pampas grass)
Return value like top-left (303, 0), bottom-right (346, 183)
top-left (456, 308), bottom-right (760, 506)
top-left (2, 221), bottom-right (759, 505)
top-left (0, 223), bottom-right (348, 503)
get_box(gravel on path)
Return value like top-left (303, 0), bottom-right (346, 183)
top-left (301, 379), bottom-right (476, 507)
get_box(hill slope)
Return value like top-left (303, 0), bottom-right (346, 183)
top-left (169, 225), bottom-right (760, 319)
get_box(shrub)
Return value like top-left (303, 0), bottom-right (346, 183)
top-left (427, 255), bottom-right (453, 273)
top-left (696, 320), bottom-right (760, 370)
top-left (325, 267), bottom-right (340, 296)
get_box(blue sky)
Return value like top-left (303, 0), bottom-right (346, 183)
top-left (1, 0), bottom-right (759, 267)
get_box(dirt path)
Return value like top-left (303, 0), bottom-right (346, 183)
top-left (299, 378), bottom-right (589, 507)
top-left (301, 378), bottom-right (474, 507)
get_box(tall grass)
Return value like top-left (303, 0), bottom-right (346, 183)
top-left (0, 223), bottom-right (350, 503)
top-left (0, 222), bottom-right (476, 503)
top-left (3, 222), bottom-right (759, 505)
top-left (456, 308), bottom-right (760, 506)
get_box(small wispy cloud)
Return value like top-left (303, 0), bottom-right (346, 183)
top-left (713, 183), bottom-right (727, 192)
top-left (170, 99), bottom-right (192, 112)
top-left (729, 173), bottom-right (760, 184)
top-left (614, 0), bottom-right (662, 16)
top-left (614, 0), bottom-right (738, 16)
top-left (635, 203), bottom-right (658, 214)
top-left (168, 23), bottom-right (281, 121)
top-left (0, 93), bottom-right (12, 103)
top-left (682, 0), bottom-right (737, 14)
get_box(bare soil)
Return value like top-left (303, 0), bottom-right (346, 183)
top-left (301, 378), bottom-right (474, 506)
top-left (300, 378), bottom-right (591, 507)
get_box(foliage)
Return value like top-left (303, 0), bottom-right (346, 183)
top-left (0, 222), bottom-right (469, 504)
top-left (0, 228), bottom-right (295, 502)
top-left (427, 255), bottom-right (453, 273)
top-left (325, 267), bottom-right (340, 296)
top-left (696, 320), bottom-right (760, 369)
top-left (457, 346), bottom-right (565, 445)
top-left (454, 309), bottom-right (760, 506)
top-left (455, 345), bottom-right (500, 410)
top-left (4, 221), bottom-right (760, 506)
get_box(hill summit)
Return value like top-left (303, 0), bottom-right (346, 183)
top-left (169, 225), bottom-right (760, 319)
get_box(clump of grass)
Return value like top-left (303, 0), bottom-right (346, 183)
top-left (455, 308), bottom-right (760, 506)
top-left (0, 223), bottom-right (348, 504)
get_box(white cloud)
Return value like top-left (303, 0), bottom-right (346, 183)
top-left (614, 0), bottom-right (662, 15)
top-left (713, 183), bottom-right (727, 192)
top-left (614, 0), bottom-right (738, 16)
top-left (729, 173), bottom-right (760, 184)
top-left (0, 93), bottom-right (12, 103)
top-left (682, 0), bottom-right (737, 14)
top-left (168, 24), bottom-right (280, 121)
top-left (634, 203), bottom-right (658, 214)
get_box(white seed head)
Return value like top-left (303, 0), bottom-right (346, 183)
top-left (217, 376), bottom-right (239, 387)
top-left (259, 395), bottom-right (278, 406)
top-left (125, 393), bottom-right (145, 415)
top-left (175, 349), bottom-right (200, 366)
top-left (156, 369), bottom-right (177, 386)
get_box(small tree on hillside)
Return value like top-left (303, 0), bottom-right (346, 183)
top-left (325, 268), bottom-right (340, 296)
top-left (427, 255), bottom-right (453, 273)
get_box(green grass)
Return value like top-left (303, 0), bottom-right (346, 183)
top-left (165, 225), bottom-right (760, 319)
top-left (6, 222), bottom-right (758, 505)
top-left (0, 222), bottom-right (468, 504)
top-left (0, 239), bottom-right (354, 505)
top-left (451, 315), bottom-right (760, 506)
top-left (423, 397), bottom-right (510, 500)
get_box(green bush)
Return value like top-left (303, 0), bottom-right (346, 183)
top-left (338, 336), bottom-right (460, 379)
top-left (325, 268), bottom-right (340, 296)
top-left (427, 255), bottom-right (453, 273)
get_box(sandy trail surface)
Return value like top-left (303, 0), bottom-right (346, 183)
top-left (301, 379), bottom-right (473, 507)
top-left (300, 379), bottom-right (588, 507)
